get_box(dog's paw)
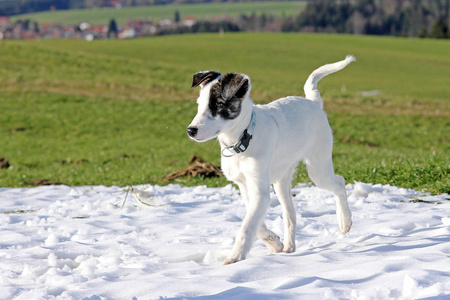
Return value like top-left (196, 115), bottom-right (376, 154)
top-left (283, 244), bottom-right (296, 253)
top-left (339, 215), bottom-right (352, 234)
top-left (262, 235), bottom-right (284, 253)
top-left (337, 207), bottom-right (352, 234)
top-left (223, 251), bottom-right (246, 265)
top-left (223, 257), bottom-right (242, 265)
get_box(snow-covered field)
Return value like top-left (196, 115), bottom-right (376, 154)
top-left (0, 182), bottom-right (449, 299)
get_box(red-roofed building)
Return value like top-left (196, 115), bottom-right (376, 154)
top-left (183, 17), bottom-right (197, 27)
top-left (0, 17), bottom-right (10, 24)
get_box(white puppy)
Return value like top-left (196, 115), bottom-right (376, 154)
top-left (187, 56), bottom-right (355, 264)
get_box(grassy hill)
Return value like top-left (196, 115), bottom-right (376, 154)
top-left (10, 1), bottom-right (306, 25)
top-left (0, 33), bottom-right (448, 193)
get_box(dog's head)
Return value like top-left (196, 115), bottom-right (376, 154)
top-left (187, 71), bottom-right (251, 142)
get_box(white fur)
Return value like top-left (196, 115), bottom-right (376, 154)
top-left (188, 56), bottom-right (355, 264)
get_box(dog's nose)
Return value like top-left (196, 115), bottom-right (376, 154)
top-left (186, 126), bottom-right (198, 138)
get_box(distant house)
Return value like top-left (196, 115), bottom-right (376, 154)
top-left (0, 17), bottom-right (10, 24)
top-left (105, 0), bottom-right (121, 9)
top-left (183, 17), bottom-right (197, 27)
top-left (91, 26), bottom-right (107, 34)
top-left (79, 22), bottom-right (91, 31)
top-left (0, 16), bottom-right (9, 40)
top-left (119, 28), bottom-right (135, 39)
top-left (160, 19), bottom-right (173, 27)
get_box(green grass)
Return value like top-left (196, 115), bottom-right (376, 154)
top-left (0, 33), bottom-right (448, 194)
top-left (11, 1), bottom-right (306, 25)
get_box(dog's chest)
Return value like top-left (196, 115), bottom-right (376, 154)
top-left (221, 157), bottom-right (244, 183)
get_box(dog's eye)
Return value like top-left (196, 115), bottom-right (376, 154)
top-left (216, 102), bottom-right (225, 109)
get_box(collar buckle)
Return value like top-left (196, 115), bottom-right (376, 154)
top-left (221, 111), bottom-right (256, 157)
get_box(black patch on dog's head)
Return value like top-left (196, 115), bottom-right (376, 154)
top-left (208, 73), bottom-right (249, 120)
top-left (192, 71), bottom-right (222, 88)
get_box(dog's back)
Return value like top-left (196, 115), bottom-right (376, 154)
top-left (255, 96), bottom-right (332, 182)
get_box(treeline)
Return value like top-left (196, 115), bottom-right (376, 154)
top-left (0, 0), bottom-right (281, 17)
top-left (184, 0), bottom-right (450, 39)
top-left (161, 20), bottom-right (240, 35)
top-left (282, 0), bottom-right (450, 38)
top-left (0, 0), bottom-right (74, 16)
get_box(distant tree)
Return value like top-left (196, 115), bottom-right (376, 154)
top-left (85, 0), bottom-right (103, 9)
top-left (418, 26), bottom-right (428, 38)
top-left (69, 0), bottom-right (85, 9)
top-left (430, 18), bottom-right (449, 38)
top-left (174, 10), bottom-right (180, 24)
top-left (23, 19), bottom-right (31, 30)
top-left (189, 20), bottom-right (239, 34)
top-left (108, 19), bottom-right (118, 39)
top-left (33, 21), bottom-right (40, 33)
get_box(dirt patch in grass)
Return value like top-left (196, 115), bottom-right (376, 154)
top-left (0, 158), bottom-right (11, 169)
top-left (24, 179), bottom-right (64, 186)
top-left (340, 136), bottom-right (378, 147)
top-left (164, 155), bottom-right (223, 182)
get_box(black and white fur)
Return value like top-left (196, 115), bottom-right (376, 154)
top-left (187, 56), bottom-right (355, 264)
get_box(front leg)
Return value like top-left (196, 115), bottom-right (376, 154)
top-left (237, 181), bottom-right (283, 255)
top-left (224, 178), bottom-right (271, 265)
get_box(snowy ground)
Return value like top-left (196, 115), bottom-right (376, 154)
top-left (0, 182), bottom-right (449, 299)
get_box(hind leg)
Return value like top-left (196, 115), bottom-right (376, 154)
top-left (306, 158), bottom-right (352, 234)
top-left (273, 167), bottom-right (297, 253)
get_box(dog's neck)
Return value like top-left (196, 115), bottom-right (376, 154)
top-left (218, 99), bottom-right (254, 148)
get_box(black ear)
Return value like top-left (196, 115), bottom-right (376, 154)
top-left (221, 73), bottom-right (250, 100)
top-left (191, 71), bottom-right (222, 88)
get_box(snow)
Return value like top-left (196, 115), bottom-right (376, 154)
top-left (0, 182), bottom-right (449, 299)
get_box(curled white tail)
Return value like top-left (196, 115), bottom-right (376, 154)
top-left (304, 55), bottom-right (356, 109)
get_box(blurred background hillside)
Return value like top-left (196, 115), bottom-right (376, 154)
top-left (0, 0), bottom-right (449, 40)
